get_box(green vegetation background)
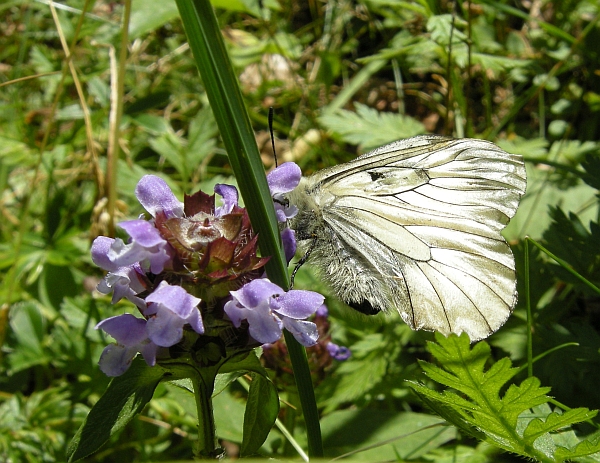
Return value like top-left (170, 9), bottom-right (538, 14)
top-left (1, 0), bottom-right (600, 461)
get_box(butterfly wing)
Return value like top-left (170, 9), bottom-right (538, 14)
top-left (290, 135), bottom-right (526, 340)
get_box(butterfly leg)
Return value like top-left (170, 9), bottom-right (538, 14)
top-left (289, 234), bottom-right (318, 289)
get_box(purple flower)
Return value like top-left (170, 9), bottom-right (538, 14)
top-left (96, 314), bottom-right (159, 376)
top-left (327, 342), bottom-right (351, 361)
top-left (109, 220), bottom-right (173, 274)
top-left (144, 281), bottom-right (204, 347)
top-left (91, 236), bottom-right (146, 308)
top-left (224, 278), bottom-right (323, 346)
top-left (135, 175), bottom-right (184, 219)
top-left (267, 162), bottom-right (301, 222)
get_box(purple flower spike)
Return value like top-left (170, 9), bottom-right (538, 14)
top-left (224, 278), bottom-right (323, 346)
top-left (135, 175), bottom-right (184, 219)
top-left (144, 281), bottom-right (204, 347)
top-left (96, 314), bottom-right (159, 376)
top-left (109, 220), bottom-right (172, 274)
top-left (327, 342), bottom-right (351, 361)
top-left (214, 184), bottom-right (239, 217)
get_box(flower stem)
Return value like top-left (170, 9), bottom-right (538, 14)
top-left (191, 370), bottom-right (221, 459)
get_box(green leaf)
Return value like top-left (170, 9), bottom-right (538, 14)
top-left (523, 408), bottom-right (598, 442)
top-left (67, 358), bottom-right (169, 462)
top-left (241, 372), bottom-right (280, 456)
top-left (554, 435), bottom-right (600, 461)
top-left (319, 103), bottom-right (425, 151)
top-left (7, 301), bottom-right (49, 373)
top-left (410, 333), bottom-right (600, 462)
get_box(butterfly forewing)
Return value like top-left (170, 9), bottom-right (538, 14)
top-left (289, 135), bottom-right (526, 341)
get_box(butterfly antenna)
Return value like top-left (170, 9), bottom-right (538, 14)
top-left (268, 106), bottom-right (278, 167)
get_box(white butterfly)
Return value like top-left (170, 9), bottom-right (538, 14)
top-left (288, 135), bottom-right (527, 341)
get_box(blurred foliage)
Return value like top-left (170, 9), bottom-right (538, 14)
top-left (1, 0), bottom-right (600, 461)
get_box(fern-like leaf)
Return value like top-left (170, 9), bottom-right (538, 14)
top-left (409, 333), bottom-right (599, 463)
top-left (318, 103), bottom-right (425, 151)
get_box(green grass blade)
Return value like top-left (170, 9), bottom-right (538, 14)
top-left (174, 0), bottom-right (322, 457)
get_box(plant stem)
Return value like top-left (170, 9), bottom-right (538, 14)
top-left (191, 370), bottom-right (221, 459)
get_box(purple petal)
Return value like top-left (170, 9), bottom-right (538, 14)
top-left (140, 342), bottom-right (159, 367)
top-left (98, 344), bottom-right (139, 376)
top-left (316, 304), bottom-right (329, 318)
top-left (96, 314), bottom-right (148, 345)
top-left (281, 228), bottom-right (297, 263)
top-left (108, 231), bottom-right (172, 275)
top-left (214, 184), bottom-right (239, 217)
top-left (91, 236), bottom-right (117, 271)
top-left (270, 290), bottom-right (324, 319)
top-left (117, 220), bottom-right (173, 274)
top-left (230, 279), bottom-right (283, 310)
top-left (145, 281), bottom-right (201, 319)
top-left (246, 307), bottom-right (283, 344)
top-left (118, 220), bottom-right (166, 248)
top-left (185, 308), bottom-right (205, 334)
top-left (146, 306), bottom-right (186, 347)
top-left (267, 162), bottom-right (301, 195)
top-left (135, 175), bottom-right (184, 218)
top-left (282, 318), bottom-right (318, 346)
top-left (223, 300), bottom-right (247, 328)
top-left (327, 342), bottom-right (351, 361)
top-left (274, 202), bottom-right (298, 222)
top-left (97, 267), bottom-right (144, 304)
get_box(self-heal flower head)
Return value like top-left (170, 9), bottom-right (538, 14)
top-left (224, 278), bottom-right (323, 347)
top-left (91, 175), bottom-right (278, 377)
top-left (267, 162), bottom-right (301, 222)
top-left (96, 314), bottom-right (159, 376)
top-left (144, 281), bottom-right (204, 347)
top-left (156, 185), bottom-right (269, 299)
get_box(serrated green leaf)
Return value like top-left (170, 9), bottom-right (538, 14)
top-left (524, 408), bottom-right (598, 442)
top-left (409, 382), bottom-right (485, 440)
top-left (67, 358), bottom-right (168, 462)
top-left (412, 333), bottom-right (600, 462)
top-left (555, 436), bottom-right (600, 462)
top-left (318, 102), bottom-right (425, 151)
top-left (241, 372), bottom-right (279, 456)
